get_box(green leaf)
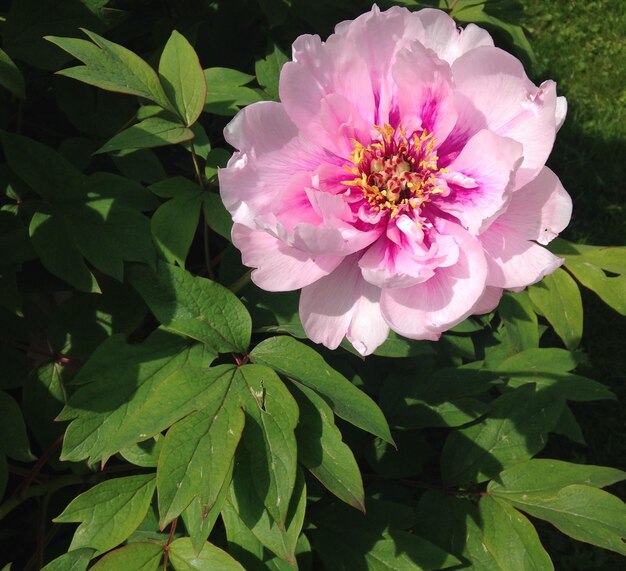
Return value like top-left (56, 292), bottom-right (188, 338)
top-left (203, 193), bottom-right (233, 241)
top-left (204, 67), bottom-right (264, 116)
top-left (566, 260), bottom-right (626, 315)
top-left (372, 331), bottom-right (434, 358)
top-left (157, 364), bottom-right (244, 526)
top-left (59, 331), bottom-right (217, 463)
top-left (493, 484), bottom-right (626, 555)
top-left (89, 542), bottom-right (162, 571)
top-left (250, 336), bottom-right (393, 444)
top-left (479, 495), bottom-right (554, 570)
top-left (488, 459), bottom-right (626, 496)
top-left (528, 268), bottom-right (583, 349)
top-left (0, 390), bottom-right (35, 462)
top-left (238, 364), bottom-right (299, 529)
top-left (228, 466), bottom-right (306, 566)
top-left (159, 31), bottom-right (207, 126)
top-left (491, 347), bottom-right (581, 374)
top-left (46, 30), bottom-right (175, 113)
top-left (129, 262), bottom-right (251, 353)
top-left (441, 384), bottom-right (564, 485)
top-left (149, 176), bottom-right (200, 198)
top-left (40, 548), bottom-right (94, 571)
top-left (151, 191), bottom-right (204, 266)
top-left (96, 117), bottom-right (194, 154)
top-left (498, 291), bottom-right (539, 353)
top-left (0, 48), bottom-right (25, 98)
top-left (291, 381), bottom-right (364, 510)
top-left (169, 538), bottom-right (245, 571)
top-left (54, 474), bottom-right (156, 554)
top-left (255, 42), bottom-right (288, 101)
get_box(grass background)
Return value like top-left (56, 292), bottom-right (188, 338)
top-left (519, 1), bottom-right (625, 568)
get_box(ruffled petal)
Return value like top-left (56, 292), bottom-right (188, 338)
top-left (232, 225), bottom-right (342, 292)
top-left (380, 221), bottom-right (488, 337)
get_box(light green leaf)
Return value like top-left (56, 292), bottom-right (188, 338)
top-left (0, 390), bottom-right (35, 462)
top-left (227, 467), bottom-right (306, 566)
top-left (479, 495), bottom-right (554, 570)
top-left (0, 48), bottom-right (25, 98)
top-left (59, 331), bottom-right (218, 463)
top-left (129, 262), bottom-right (251, 353)
top-left (159, 30), bottom-right (207, 126)
top-left (529, 269), bottom-right (583, 349)
top-left (151, 191), bottom-right (204, 266)
top-left (495, 485), bottom-right (626, 556)
top-left (46, 30), bottom-right (175, 113)
top-left (498, 291), bottom-right (539, 353)
top-left (488, 459), bottom-right (626, 496)
top-left (169, 538), bottom-right (245, 571)
top-left (250, 336), bottom-right (393, 444)
top-left (291, 381), bottom-right (364, 510)
top-left (89, 542), bottom-right (162, 571)
top-left (492, 348), bottom-right (581, 374)
top-left (204, 67), bottom-right (264, 116)
top-left (255, 42), bottom-right (288, 101)
top-left (157, 364), bottom-right (244, 526)
top-left (566, 260), bottom-right (626, 315)
top-left (503, 372), bottom-right (614, 402)
top-left (238, 364), bottom-right (299, 529)
top-left (119, 436), bottom-right (163, 468)
top-left (96, 117), bottom-right (194, 154)
top-left (54, 474), bottom-right (156, 554)
top-left (40, 548), bottom-right (94, 571)
top-left (441, 384), bottom-right (564, 485)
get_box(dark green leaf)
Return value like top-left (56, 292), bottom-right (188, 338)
top-left (46, 30), bottom-right (175, 112)
top-left (0, 390), bottom-right (35, 462)
top-left (499, 291), bottom-right (539, 353)
top-left (89, 542), bottom-right (162, 571)
top-left (54, 474), bottom-right (156, 554)
top-left (255, 42), bottom-right (288, 101)
top-left (204, 67), bottom-right (264, 116)
top-left (157, 364), bottom-right (244, 526)
top-left (372, 331), bottom-right (434, 358)
top-left (96, 118), bottom-right (194, 153)
top-left (203, 193), bottom-right (233, 241)
top-left (479, 495), bottom-right (554, 570)
top-left (528, 268), bottom-right (583, 349)
top-left (441, 384), bottom-right (564, 485)
top-left (119, 436), bottom-right (163, 468)
top-left (250, 336), bottom-right (393, 444)
top-left (129, 262), bottom-right (251, 353)
top-left (566, 260), bottom-right (626, 316)
top-left (159, 31), bottom-right (207, 126)
top-left (0, 48), bottom-right (25, 98)
top-left (169, 538), bottom-right (245, 571)
top-left (291, 381), bottom-right (364, 510)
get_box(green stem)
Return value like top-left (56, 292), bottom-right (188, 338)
top-left (228, 270), bottom-right (252, 294)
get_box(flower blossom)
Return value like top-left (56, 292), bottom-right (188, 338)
top-left (219, 5), bottom-right (572, 355)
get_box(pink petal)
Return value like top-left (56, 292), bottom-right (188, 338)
top-left (471, 286), bottom-right (503, 314)
top-left (347, 280), bottom-right (390, 356)
top-left (436, 129), bottom-right (523, 234)
top-left (381, 221), bottom-right (488, 338)
top-left (232, 225), bottom-right (342, 292)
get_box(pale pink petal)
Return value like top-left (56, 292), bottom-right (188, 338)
top-left (414, 9), bottom-right (494, 64)
top-left (449, 47), bottom-right (558, 187)
top-left (471, 286), bottom-right (503, 314)
top-left (347, 280), bottom-right (389, 356)
top-left (555, 96), bottom-right (567, 132)
top-left (381, 221), bottom-right (488, 338)
top-left (232, 225), bottom-right (342, 292)
top-left (435, 129), bottom-right (523, 234)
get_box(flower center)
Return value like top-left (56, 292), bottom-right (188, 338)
top-left (342, 124), bottom-right (444, 219)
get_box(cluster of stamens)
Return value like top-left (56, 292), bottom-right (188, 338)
top-left (342, 124), bottom-right (444, 219)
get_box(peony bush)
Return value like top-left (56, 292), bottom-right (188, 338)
top-left (0, 1), bottom-right (624, 570)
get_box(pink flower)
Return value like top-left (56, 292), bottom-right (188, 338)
top-left (219, 5), bottom-right (572, 356)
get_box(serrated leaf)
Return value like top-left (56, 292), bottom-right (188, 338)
top-left (157, 364), bottom-right (244, 526)
top-left (291, 381), bottom-right (364, 510)
top-left (89, 542), bottom-right (162, 571)
top-left (255, 42), bottom-right (288, 101)
top-left (0, 48), bottom-right (25, 98)
top-left (152, 191), bottom-right (203, 266)
top-left (227, 466), bottom-right (306, 567)
top-left (169, 538), bottom-right (245, 571)
top-left (529, 268), bottom-right (583, 349)
top-left (204, 67), bottom-right (264, 116)
top-left (0, 390), bottom-right (35, 462)
top-left (159, 31), bottom-right (207, 126)
top-left (46, 30), bottom-right (175, 113)
top-left (238, 364), bottom-right (299, 529)
top-left (441, 384), bottom-right (564, 485)
top-left (129, 262), bottom-right (251, 353)
top-left (96, 117), bottom-right (194, 154)
top-left (488, 459), bottom-right (626, 496)
top-left (59, 331), bottom-right (218, 463)
top-left (250, 336), bottom-right (393, 444)
top-left (479, 495), bottom-right (554, 570)
top-left (495, 485), bottom-right (626, 555)
top-left (54, 474), bottom-right (156, 554)
top-left (40, 548), bottom-right (94, 571)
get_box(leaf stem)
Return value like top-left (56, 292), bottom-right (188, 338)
top-left (228, 270), bottom-right (252, 294)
